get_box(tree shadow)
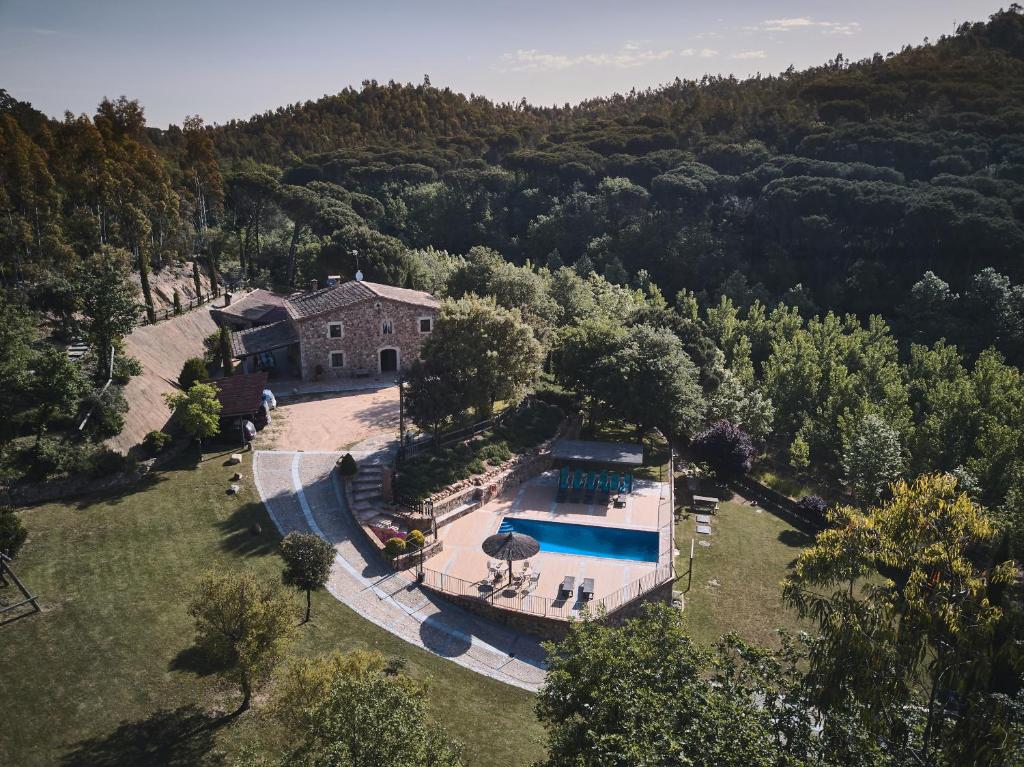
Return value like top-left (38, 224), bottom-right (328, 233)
top-left (168, 642), bottom-right (233, 677)
top-left (418, 612), bottom-right (472, 657)
top-left (777, 529), bottom-right (815, 548)
top-left (58, 705), bottom-right (224, 767)
top-left (216, 501), bottom-right (280, 558)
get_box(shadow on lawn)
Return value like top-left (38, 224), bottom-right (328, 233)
top-left (777, 529), bottom-right (815, 549)
top-left (216, 501), bottom-right (280, 558)
top-left (58, 705), bottom-right (224, 767)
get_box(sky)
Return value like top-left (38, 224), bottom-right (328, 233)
top-left (0, 0), bottom-right (1009, 129)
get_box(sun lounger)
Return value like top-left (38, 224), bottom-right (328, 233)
top-left (572, 469), bottom-right (585, 500)
top-left (580, 578), bottom-right (595, 601)
top-left (608, 471), bottom-right (620, 496)
top-left (558, 576), bottom-right (575, 599)
top-left (598, 470), bottom-right (609, 498)
top-left (584, 472), bottom-right (597, 500)
top-left (622, 473), bottom-right (633, 494)
top-left (557, 466), bottom-right (569, 501)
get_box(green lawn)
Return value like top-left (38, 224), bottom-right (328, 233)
top-left (0, 448), bottom-right (545, 767)
top-left (675, 499), bottom-right (813, 648)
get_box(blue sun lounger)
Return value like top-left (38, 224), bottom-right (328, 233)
top-left (622, 473), bottom-right (633, 494)
top-left (557, 466), bottom-right (570, 501)
top-left (597, 470), bottom-right (610, 499)
top-left (584, 471), bottom-right (597, 500)
top-left (572, 469), bottom-right (585, 500)
top-left (608, 471), bottom-right (620, 497)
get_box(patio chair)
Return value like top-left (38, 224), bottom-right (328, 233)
top-left (557, 466), bottom-right (570, 501)
top-left (558, 575), bottom-right (575, 599)
top-left (572, 469), bottom-right (585, 500)
top-left (521, 571), bottom-right (540, 595)
top-left (580, 578), bottom-right (595, 601)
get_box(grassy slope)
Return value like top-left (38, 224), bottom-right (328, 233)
top-left (675, 499), bottom-right (812, 648)
top-left (0, 448), bottom-right (544, 767)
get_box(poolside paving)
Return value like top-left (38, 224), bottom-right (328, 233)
top-left (428, 471), bottom-right (672, 608)
top-left (252, 450), bottom-right (548, 691)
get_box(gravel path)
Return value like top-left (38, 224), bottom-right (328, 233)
top-left (252, 450), bottom-right (548, 691)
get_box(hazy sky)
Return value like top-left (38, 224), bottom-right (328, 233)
top-left (0, 0), bottom-right (1008, 128)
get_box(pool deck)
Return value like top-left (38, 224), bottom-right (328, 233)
top-left (426, 470), bottom-right (672, 605)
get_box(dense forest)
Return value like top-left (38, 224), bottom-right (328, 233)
top-left (1, 8), bottom-right (1023, 504)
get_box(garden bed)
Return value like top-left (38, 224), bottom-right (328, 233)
top-left (393, 401), bottom-right (563, 501)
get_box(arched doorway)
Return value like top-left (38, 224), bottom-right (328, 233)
top-left (379, 347), bottom-right (399, 373)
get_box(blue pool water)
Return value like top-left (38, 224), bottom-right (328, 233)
top-left (498, 517), bottom-right (658, 562)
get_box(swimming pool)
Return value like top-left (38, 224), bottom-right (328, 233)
top-left (498, 517), bottom-right (659, 562)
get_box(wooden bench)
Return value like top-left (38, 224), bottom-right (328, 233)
top-left (351, 367), bottom-right (373, 378)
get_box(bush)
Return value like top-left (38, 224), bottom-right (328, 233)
top-left (80, 387), bottom-right (128, 440)
top-left (0, 506), bottom-right (27, 559)
top-left (795, 494), bottom-right (829, 524)
top-left (690, 420), bottom-right (755, 480)
top-left (87, 447), bottom-right (136, 479)
top-left (144, 430), bottom-right (172, 454)
top-left (337, 453), bottom-right (358, 478)
top-left (112, 355), bottom-right (142, 385)
top-left (384, 537), bottom-right (407, 557)
top-left (406, 529), bottom-right (425, 549)
top-left (179, 357), bottom-right (208, 390)
top-left (23, 436), bottom-right (89, 480)
top-left (173, 289), bottom-right (182, 315)
top-left (203, 331), bottom-right (221, 365)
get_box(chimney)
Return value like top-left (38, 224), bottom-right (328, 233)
top-left (309, 279), bottom-right (318, 292)
top-left (224, 292), bottom-right (232, 306)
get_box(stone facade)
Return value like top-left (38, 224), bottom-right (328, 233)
top-left (296, 294), bottom-right (435, 380)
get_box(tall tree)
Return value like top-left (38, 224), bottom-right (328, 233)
top-left (186, 571), bottom-right (296, 715)
top-left (783, 473), bottom-right (1022, 766)
top-left (77, 247), bottom-right (138, 382)
top-left (421, 296), bottom-right (542, 419)
top-left (279, 532), bottom-right (335, 624)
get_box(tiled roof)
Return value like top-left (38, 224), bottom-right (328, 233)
top-left (363, 281), bottom-right (439, 309)
top-left (213, 371), bottom-right (269, 417)
top-left (285, 280), bottom-right (438, 320)
top-left (213, 289), bottom-right (289, 323)
top-left (230, 320), bottom-right (299, 357)
top-left (285, 280), bottom-right (376, 319)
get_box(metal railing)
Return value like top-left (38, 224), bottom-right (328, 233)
top-left (592, 564), bottom-right (674, 615)
top-left (419, 566), bottom-right (577, 619)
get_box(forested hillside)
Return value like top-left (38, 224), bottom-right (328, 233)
top-left (1, 8), bottom-right (1023, 511)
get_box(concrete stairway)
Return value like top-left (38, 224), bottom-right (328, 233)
top-left (349, 463), bottom-right (386, 517)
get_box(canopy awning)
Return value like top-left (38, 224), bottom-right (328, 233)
top-left (550, 439), bottom-right (643, 467)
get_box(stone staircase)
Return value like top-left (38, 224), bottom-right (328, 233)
top-left (349, 462), bottom-right (386, 519)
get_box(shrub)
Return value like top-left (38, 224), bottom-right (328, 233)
top-left (406, 529), bottom-right (425, 549)
top-left (80, 387), bottom-right (128, 440)
top-left (0, 506), bottom-right (27, 559)
top-left (88, 447), bottom-right (136, 479)
top-left (690, 420), bottom-right (755, 480)
top-left (179, 357), bottom-right (208, 390)
top-left (337, 453), bottom-right (358, 478)
top-left (795, 494), bottom-right (829, 524)
top-left (173, 289), bottom-right (182, 315)
top-left (384, 537), bottom-right (407, 557)
top-left (144, 430), bottom-right (172, 454)
top-left (112, 355), bottom-right (142, 385)
top-left (203, 331), bottom-right (221, 364)
top-left (23, 436), bottom-right (89, 479)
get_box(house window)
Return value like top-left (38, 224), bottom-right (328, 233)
top-left (381, 319), bottom-right (394, 335)
top-left (329, 351), bottom-right (345, 369)
top-left (327, 322), bottom-right (343, 339)
top-left (418, 317), bottom-right (433, 333)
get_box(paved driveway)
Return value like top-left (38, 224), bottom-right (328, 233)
top-left (256, 385), bottom-right (399, 452)
top-left (252, 450), bottom-right (547, 691)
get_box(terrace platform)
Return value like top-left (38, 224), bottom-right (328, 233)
top-left (424, 470), bottom-right (673, 612)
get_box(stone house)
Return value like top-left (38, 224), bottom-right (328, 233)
top-left (228, 276), bottom-right (438, 380)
